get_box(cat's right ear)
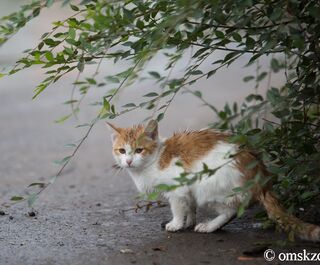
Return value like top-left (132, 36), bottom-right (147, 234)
top-left (144, 119), bottom-right (158, 141)
top-left (106, 122), bottom-right (122, 142)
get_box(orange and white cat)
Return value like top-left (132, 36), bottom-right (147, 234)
top-left (108, 120), bottom-right (320, 241)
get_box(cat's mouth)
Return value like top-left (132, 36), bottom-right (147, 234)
top-left (112, 162), bottom-right (137, 169)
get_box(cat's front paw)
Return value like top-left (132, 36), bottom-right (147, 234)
top-left (165, 221), bottom-right (184, 232)
top-left (194, 222), bottom-right (216, 233)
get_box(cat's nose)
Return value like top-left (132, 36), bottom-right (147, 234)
top-left (126, 159), bottom-right (133, 166)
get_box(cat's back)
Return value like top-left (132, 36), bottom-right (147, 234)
top-left (159, 129), bottom-right (229, 170)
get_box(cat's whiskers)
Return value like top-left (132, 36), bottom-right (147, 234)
top-left (111, 163), bottom-right (124, 177)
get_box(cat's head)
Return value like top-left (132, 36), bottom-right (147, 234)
top-left (107, 120), bottom-right (159, 170)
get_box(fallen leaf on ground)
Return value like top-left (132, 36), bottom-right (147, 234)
top-left (120, 248), bottom-right (134, 254)
top-left (243, 245), bottom-right (268, 257)
top-left (152, 246), bottom-right (166, 251)
top-left (238, 256), bottom-right (263, 261)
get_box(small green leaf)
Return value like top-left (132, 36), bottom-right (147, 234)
top-left (257, 72), bottom-right (268, 81)
top-left (54, 114), bottom-right (72, 123)
top-left (41, 32), bottom-right (49, 39)
top-left (136, 20), bottom-right (144, 29)
top-left (46, 0), bottom-right (54, 7)
top-left (68, 28), bottom-right (76, 39)
top-left (143, 92), bottom-right (158, 97)
top-left (271, 58), bottom-right (280, 73)
top-left (105, 76), bottom-right (120, 83)
top-left (86, 78), bottom-right (96, 85)
top-left (246, 37), bottom-right (255, 49)
top-left (237, 204), bottom-right (245, 217)
top-left (53, 156), bottom-right (72, 165)
top-left (190, 70), bottom-right (203, 75)
top-left (28, 183), bottom-right (45, 188)
top-left (194, 91), bottom-right (202, 98)
top-left (11, 196), bottom-right (24, 201)
top-left (65, 143), bottom-right (77, 148)
top-left (157, 113), bottom-right (164, 122)
top-left (155, 184), bottom-right (177, 191)
top-left (270, 8), bottom-right (282, 21)
top-left (33, 83), bottom-right (49, 99)
top-left (76, 123), bottom-right (91, 128)
top-left (38, 42), bottom-right (44, 50)
top-left (243, 76), bottom-right (254, 82)
top-left (301, 191), bottom-right (313, 200)
top-left (215, 30), bottom-right (224, 39)
top-left (122, 103), bottom-right (136, 108)
top-left (43, 38), bottom-right (58, 47)
top-left (233, 187), bottom-right (243, 193)
top-left (148, 71), bottom-right (161, 79)
top-left (33, 7), bottom-right (41, 17)
top-left (70, 4), bottom-right (80, 11)
top-left (232, 32), bottom-right (242, 42)
top-left (207, 69), bottom-right (216, 78)
top-left (147, 191), bottom-right (160, 201)
top-left (45, 51), bottom-right (54, 61)
top-left (63, 100), bottom-right (78, 105)
top-left (103, 98), bottom-right (110, 111)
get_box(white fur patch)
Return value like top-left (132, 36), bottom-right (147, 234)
top-left (124, 141), bottom-right (243, 204)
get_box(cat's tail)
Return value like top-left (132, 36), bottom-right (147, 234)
top-left (258, 190), bottom-right (320, 242)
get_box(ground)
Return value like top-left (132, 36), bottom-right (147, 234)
top-left (1, 77), bottom-right (319, 265)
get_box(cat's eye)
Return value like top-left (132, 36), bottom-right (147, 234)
top-left (118, 148), bottom-right (126, 154)
top-left (135, 148), bottom-right (143, 154)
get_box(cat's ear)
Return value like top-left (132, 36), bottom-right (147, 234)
top-left (144, 119), bottom-right (158, 140)
top-left (106, 122), bottom-right (122, 142)
top-left (106, 122), bottom-right (122, 133)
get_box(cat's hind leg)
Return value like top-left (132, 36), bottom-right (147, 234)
top-left (194, 207), bottom-right (236, 233)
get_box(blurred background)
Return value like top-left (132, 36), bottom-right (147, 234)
top-left (0, 0), bottom-right (286, 202)
top-left (0, 0), bottom-right (285, 199)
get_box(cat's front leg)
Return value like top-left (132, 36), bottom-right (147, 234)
top-left (165, 195), bottom-right (189, 232)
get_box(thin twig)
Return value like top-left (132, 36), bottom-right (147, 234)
top-left (6, 58), bottom-right (143, 208)
top-left (11, 9), bottom-right (84, 72)
top-left (186, 19), bottom-right (293, 30)
top-left (189, 42), bottom-right (284, 54)
top-left (121, 200), bottom-right (168, 213)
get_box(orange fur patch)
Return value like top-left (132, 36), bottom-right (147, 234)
top-left (235, 151), bottom-right (271, 197)
top-left (159, 130), bottom-right (228, 170)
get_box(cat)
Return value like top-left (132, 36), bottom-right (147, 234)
top-left (107, 119), bottom-right (320, 241)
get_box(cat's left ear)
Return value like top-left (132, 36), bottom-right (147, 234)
top-left (106, 122), bottom-right (122, 133)
top-left (106, 122), bottom-right (122, 142)
top-left (144, 119), bottom-right (158, 140)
